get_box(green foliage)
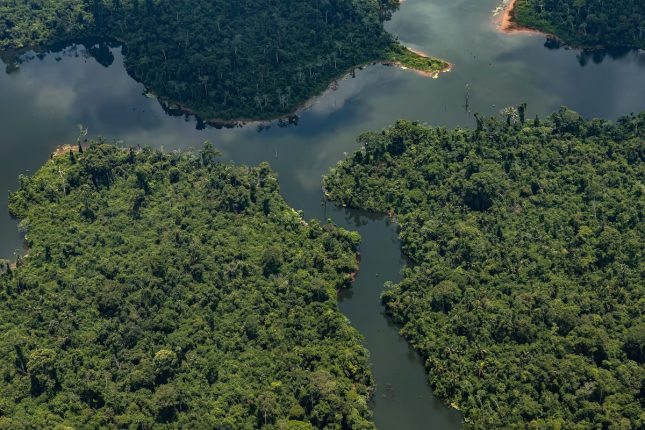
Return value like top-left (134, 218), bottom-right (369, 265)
top-left (0, 142), bottom-right (374, 429)
top-left (384, 44), bottom-right (448, 75)
top-left (515, 0), bottom-right (644, 48)
top-left (324, 108), bottom-right (645, 428)
top-left (0, 0), bottom-right (444, 120)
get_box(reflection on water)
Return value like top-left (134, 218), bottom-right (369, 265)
top-left (538, 37), bottom-right (643, 67)
top-left (575, 47), bottom-right (644, 66)
top-left (0, 0), bottom-right (644, 428)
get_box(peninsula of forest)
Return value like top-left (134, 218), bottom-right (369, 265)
top-left (0, 142), bottom-right (375, 429)
top-left (0, 0), bottom-right (449, 123)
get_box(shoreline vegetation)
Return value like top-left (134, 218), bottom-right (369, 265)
top-left (150, 45), bottom-right (452, 129)
top-left (173, 45), bottom-right (452, 128)
top-left (384, 44), bottom-right (452, 77)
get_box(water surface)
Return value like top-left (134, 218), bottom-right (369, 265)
top-left (1, 0), bottom-right (643, 428)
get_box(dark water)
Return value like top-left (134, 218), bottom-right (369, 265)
top-left (0, 0), bottom-right (643, 427)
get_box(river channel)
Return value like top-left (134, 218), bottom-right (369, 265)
top-left (0, 0), bottom-right (643, 428)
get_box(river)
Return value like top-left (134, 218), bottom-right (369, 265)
top-left (0, 0), bottom-right (643, 428)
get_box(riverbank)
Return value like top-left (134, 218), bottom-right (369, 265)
top-left (384, 45), bottom-right (452, 78)
top-left (496, 0), bottom-right (551, 37)
top-left (496, 0), bottom-right (642, 49)
top-left (156, 45), bottom-right (452, 129)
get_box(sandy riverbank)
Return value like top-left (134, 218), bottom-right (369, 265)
top-left (497, 0), bottom-right (549, 36)
top-left (399, 47), bottom-right (453, 77)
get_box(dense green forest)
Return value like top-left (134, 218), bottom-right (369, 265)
top-left (0, 142), bottom-right (376, 429)
top-left (324, 108), bottom-right (644, 428)
top-left (515, 0), bottom-right (644, 48)
top-left (0, 0), bottom-right (446, 121)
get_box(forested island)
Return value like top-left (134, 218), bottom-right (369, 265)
top-left (512, 0), bottom-right (644, 48)
top-left (0, 142), bottom-right (376, 429)
top-left (0, 0), bottom-right (448, 122)
top-left (325, 108), bottom-right (644, 428)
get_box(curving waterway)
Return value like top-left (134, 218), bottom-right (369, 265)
top-left (0, 0), bottom-right (643, 428)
